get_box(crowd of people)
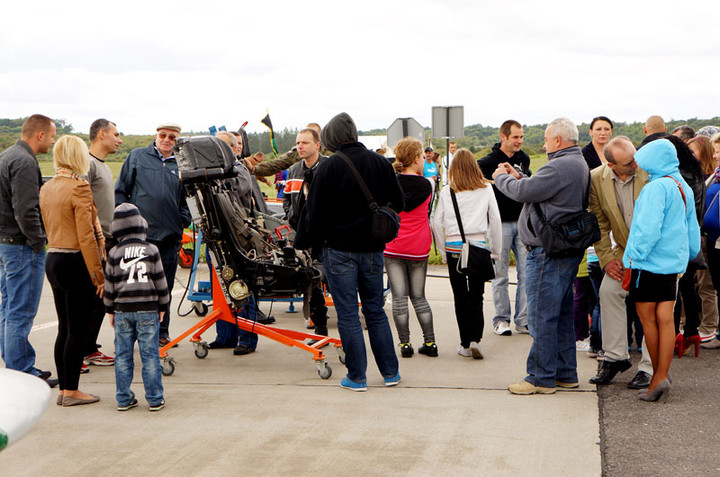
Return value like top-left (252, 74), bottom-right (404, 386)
top-left (0, 111), bottom-right (716, 408)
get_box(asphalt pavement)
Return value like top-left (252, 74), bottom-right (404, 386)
top-left (3, 264), bottom-right (716, 476)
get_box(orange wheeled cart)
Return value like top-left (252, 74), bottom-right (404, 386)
top-left (159, 267), bottom-right (344, 379)
top-left (162, 135), bottom-right (344, 379)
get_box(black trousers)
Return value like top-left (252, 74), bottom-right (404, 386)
top-left (150, 239), bottom-right (180, 339)
top-left (46, 252), bottom-right (97, 391)
top-left (446, 253), bottom-right (485, 348)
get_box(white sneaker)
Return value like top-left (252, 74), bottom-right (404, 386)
top-left (494, 322), bottom-right (512, 336)
top-left (699, 333), bottom-right (716, 343)
top-left (468, 341), bottom-right (484, 359)
top-left (514, 324), bottom-right (529, 334)
top-left (701, 337), bottom-right (720, 349)
top-left (457, 346), bottom-right (472, 357)
top-left (576, 340), bottom-right (590, 351)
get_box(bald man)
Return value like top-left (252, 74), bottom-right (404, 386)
top-left (640, 115), bottom-right (668, 147)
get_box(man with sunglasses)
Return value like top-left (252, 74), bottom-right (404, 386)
top-left (115, 122), bottom-right (191, 347)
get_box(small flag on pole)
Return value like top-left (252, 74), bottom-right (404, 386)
top-left (261, 111), bottom-right (279, 157)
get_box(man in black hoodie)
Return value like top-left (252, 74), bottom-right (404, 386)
top-left (478, 120), bottom-right (532, 337)
top-left (296, 112), bottom-right (404, 392)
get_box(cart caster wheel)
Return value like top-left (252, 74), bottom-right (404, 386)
top-left (194, 302), bottom-right (209, 316)
top-left (179, 247), bottom-right (194, 268)
top-left (317, 362), bottom-right (332, 379)
top-left (161, 357), bottom-right (175, 376)
top-left (194, 342), bottom-right (209, 359)
top-left (337, 347), bottom-right (346, 365)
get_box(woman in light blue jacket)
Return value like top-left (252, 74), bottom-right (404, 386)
top-left (623, 139), bottom-right (701, 402)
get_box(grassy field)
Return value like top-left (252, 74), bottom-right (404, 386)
top-left (39, 159), bottom-right (278, 198)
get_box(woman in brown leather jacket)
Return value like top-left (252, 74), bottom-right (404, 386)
top-left (40, 135), bottom-right (105, 407)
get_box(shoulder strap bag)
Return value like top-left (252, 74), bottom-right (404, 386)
top-left (449, 188), bottom-right (495, 281)
top-left (531, 171), bottom-right (601, 258)
top-left (335, 150), bottom-right (400, 243)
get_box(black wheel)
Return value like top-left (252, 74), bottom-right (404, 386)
top-left (194, 342), bottom-right (209, 359)
top-left (194, 302), bottom-right (209, 316)
top-left (337, 347), bottom-right (346, 365)
top-left (161, 358), bottom-right (175, 376)
top-left (317, 363), bottom-right (332, 379)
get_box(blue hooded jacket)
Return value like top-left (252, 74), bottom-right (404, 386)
top-left (623, 139), bottom-right (701, 274)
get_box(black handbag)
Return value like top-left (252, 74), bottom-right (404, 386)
top-left (336, 151), bottom-right (400, 243)
top-left (449, 188), bottom-right (496, 281)
top-left (531, 172), bottom-right (600, 258)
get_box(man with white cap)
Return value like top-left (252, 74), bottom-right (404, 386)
top-left (115, 122), bottom-right (191, 347)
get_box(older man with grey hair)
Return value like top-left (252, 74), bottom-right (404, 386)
top-left (492, 118), bottom-right (589, 395)
top-left (115, 122), bottom-right (192, 346)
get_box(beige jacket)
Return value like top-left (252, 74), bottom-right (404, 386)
top-left (40, 177), bottom-right (104, 286)
top-left (588, 164), bottom-right (649, 269)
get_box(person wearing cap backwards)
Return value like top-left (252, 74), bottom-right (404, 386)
top-left (114, 122), bottom-right (191, 347)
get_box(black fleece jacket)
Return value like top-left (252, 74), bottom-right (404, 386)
top-left (477, 143), bottom-right (531, 222)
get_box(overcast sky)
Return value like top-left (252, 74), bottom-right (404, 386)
top-left (2, 0), bottom-right (719, 136)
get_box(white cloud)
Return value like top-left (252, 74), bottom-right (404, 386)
top-left (1, 0), bottom-right (720, 136)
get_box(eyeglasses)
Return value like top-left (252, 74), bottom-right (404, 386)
top-left (158, 132), bottom-right (178, 141)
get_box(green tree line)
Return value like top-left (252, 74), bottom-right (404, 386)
top-left (2, 116), bottom-right (719, 162)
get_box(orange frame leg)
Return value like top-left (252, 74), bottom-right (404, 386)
top-left (160, 268), bottom-right (342, 363)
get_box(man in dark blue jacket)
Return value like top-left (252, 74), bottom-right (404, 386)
top-left (115, 122), bottom-right (191, 346)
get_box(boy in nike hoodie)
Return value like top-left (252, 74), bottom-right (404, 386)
top-left (105, 203), bottom-right (169, 411)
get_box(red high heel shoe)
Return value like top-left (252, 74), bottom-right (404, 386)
top-left (674, 333), bottom-right (683, 357)
top-left (680, 334), bottom-right (701, 358)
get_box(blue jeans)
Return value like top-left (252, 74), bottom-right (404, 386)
top-left (236, 295), bottom-right (258, 348)
top-left (384, 256), bottom-right (435, 344)
top-left (491, 221), bottom-right (527, 327)
top-left (214, 295), bottom-right (258, 349)
top-left (114, 310), bottom-right (164, 406)
top-left (0, 244), bottom-right (45, 375)
top-left (321, 247), bottom-right (398, 383)
top-left (524, 247), bottom-right (581, 387)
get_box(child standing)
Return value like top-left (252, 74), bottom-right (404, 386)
top-left (104, 203), bottom-right (169, 411)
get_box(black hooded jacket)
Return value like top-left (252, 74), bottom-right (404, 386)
top-left (295, 113), bottom-right (404, 252)
top-left (477, 143), bottom-right (531, 222)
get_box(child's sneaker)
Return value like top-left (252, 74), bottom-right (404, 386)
top-left (339, 376), bottom-right (367, 392)
top-left (399, 343), bottom-right (414, 358)
top-left (418, 342), bottom-right (438, 357)
top-left (117, 398), bottom-right (138, 411)
top-left (149, 400), bottom-right (165, 412)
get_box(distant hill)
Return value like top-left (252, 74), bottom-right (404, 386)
top-left (2, 116), bottom-right (719, 161)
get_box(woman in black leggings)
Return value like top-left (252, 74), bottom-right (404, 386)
top-left (40, 135), bottom-right (105, 406)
